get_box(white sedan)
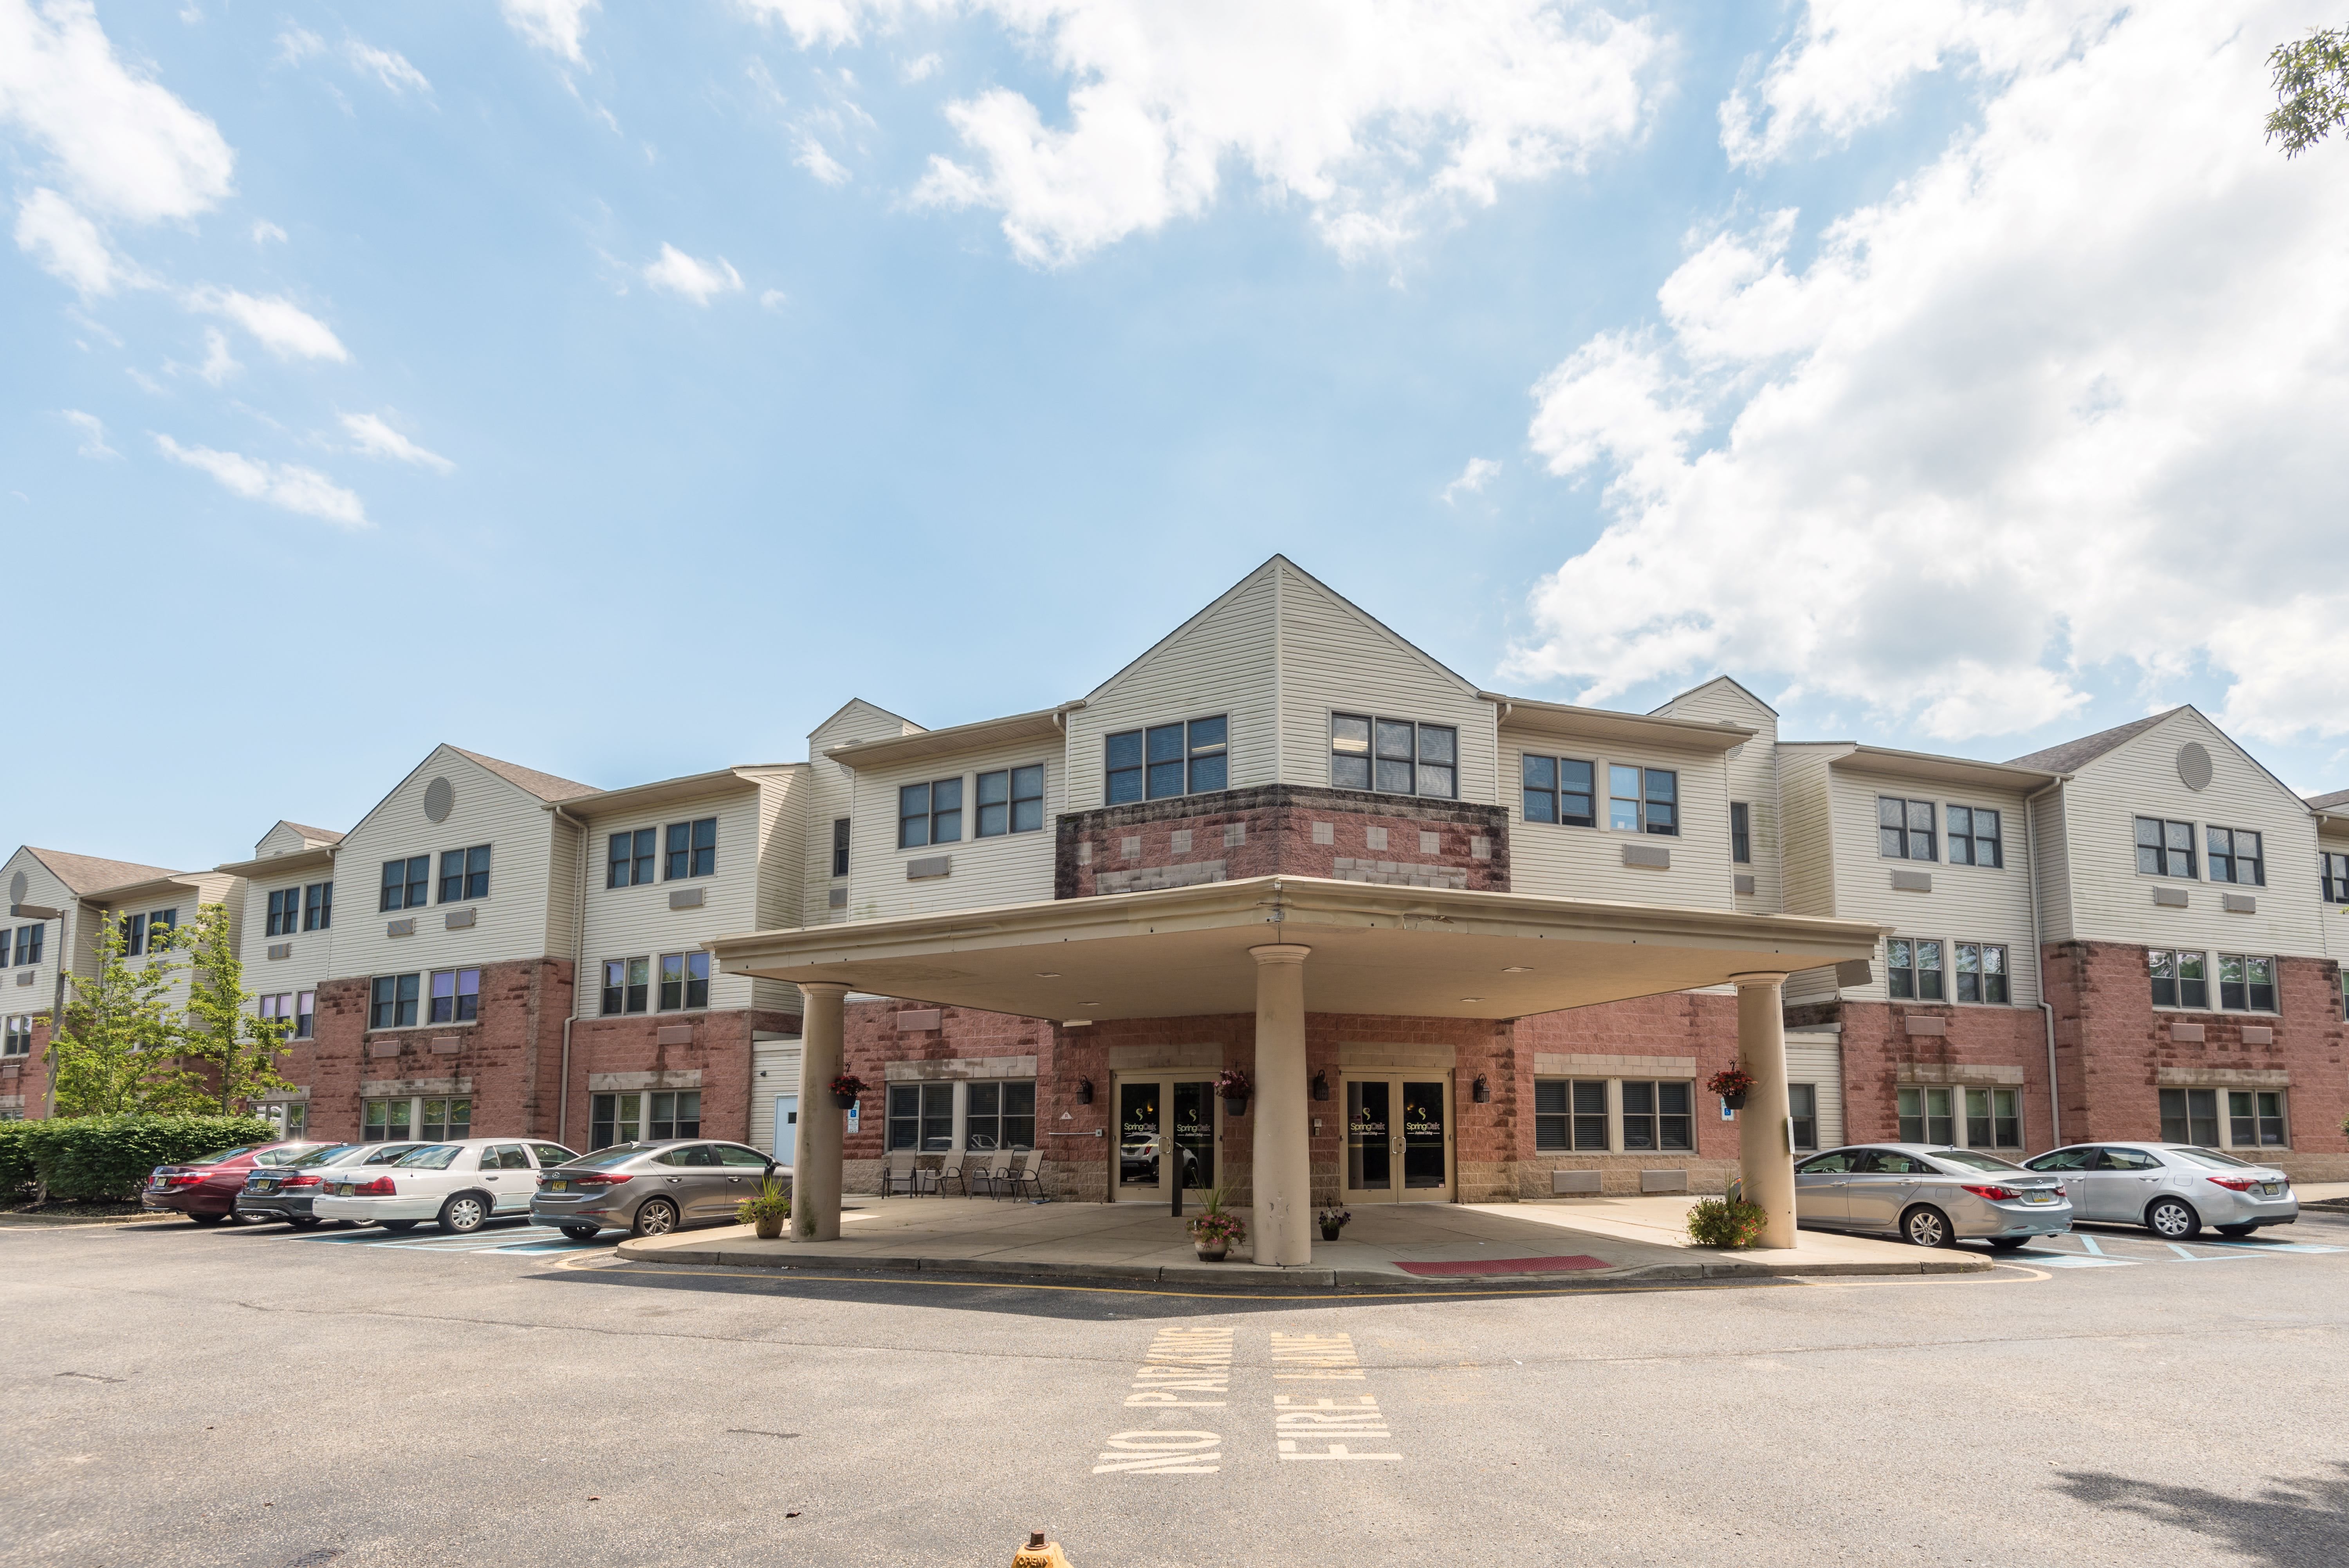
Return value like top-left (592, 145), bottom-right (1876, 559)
top-left (313, 1137), bottom-right (580, 1234)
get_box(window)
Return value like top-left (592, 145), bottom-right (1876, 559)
top-left (2, 1016), bottom-right (31, 1057)
top-left (1964, 1088), bottom-right (2022, 1149)
top-left (1531, 1080), bottom-right (1610, 1152)
top-left (261, 1100), bottom-right (309, 1140)
top-left (886, 1083), bottom-right (956, 1151)
top-left (831, 817), bottom-right (851, 877)
top-left (1730, 801), bottom-right (1752, 864)
top-left (258, 991), bottom-right (313, 1039)
top-left (1619, 1081), bottom-right (1693, 1151)
top-left (1887, 938), bottom-right (1945, 1001)
top-left (2218, 954), bottom-right (2277, 1012)
top-left (976, 765), bottom-right (1046, 837)
top-left (1954, 942), bottom-right (2008, 1004)
top-left (898, 778), bottom-right (963, 849)
top-left (13, 924), bottom-right (41, 967)
top-left (590, 1092), bottom-right (641, 1150)
top-left (381, 855), bottom-right (430, 911)
top-left (2161, 1087), bottom-right (2221, 1146)
top-left (1609, 765), bottom-right (1678, 835)
top-left (148, 909), bottom-right (176, 948)
top-left (1520, 755), bottom-right (1595, 828)
top-left (1329, 714), bottom-right (1457, 798)
top-left (363, 1098), bottom-right (411, 1142)
top-left (2229, 1090), bottom-right (2288, 1148)
top-left (296, 989), bottom-right (314, 1039)
top-left (1947, 806), bottom-right (2003, 868)
top-left (2325, 852), bottom-right (2349, 904)
top-left (608, 828), bottom-right (657, 888)
top-left (439, 844), bottom-right (491, 903)
top-left (428, 968), bottom-right (480, 1025)
top-left (303, 881), bottom-right (332, 931)
top-left (963, 1080), bottom-right (1037, 1151)
top-left (658, 952), bottom-right (710, 1010)
top-left (369, 973), bottom-right (420, 1030)
top-left (122, 912), bottom-right (145, 956)
top-left (363, 1096), bottom-right (469, 1143)
top-left (649, 1090), bottom-right (700, 1140)
top-left (267, 888), bottom-right (301, 937)
top-left (1897, 1086), bottom-right (1957, 1144)
top-left (1878, 797), bottom-right (1937, 860)
top-left (666, 817), bottom-right (717, 880)
top-left (601, 957), bottom-right (650, 1016)
top-left (2149, 949), bottom-right (2209, 1009)
top-left (2207, 827), bottom-right (2264, 887)
top-left (1788, 1083), bottom-right (1817, 1151)
top-left (1107, 715), bottom-right (1229, 804)
top-left (2135, 816), bottom-right (2196, 879)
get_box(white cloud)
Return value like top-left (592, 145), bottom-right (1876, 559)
top-left (276, 25), bottom-right (325, 64)
top-left (642, 243), bottom-right (745, 303)
top-left (501, 0), bottom-right (597, 63)
top-left (0, 0), bottom-right (236, 223)
top-left (795, 134), bottom-right (851, 185)
top-left (61, 407), bottom-right (115, 457)
top-left (13, 185), bottom-right (131, 295)
top-left (900, 51), bottom-right (942, 83)
top-left (186, 287), bottom-right (349, 361)
top-left (341, 411), bottom-right (453, 473)
top-left (746, 0), bottom-right (1658, 267)
top-left (1510, 1), bottom-right (2349, 745)
top-left (196, 325), bottom-right (238, 384)
top-left (345, 40), bottom-right (430, 96)
top-left (1441, 456), bottom-right (1501, 503)
top-left (153, 433), bottom-right (368, 529)
top-left (252, 219), bottom-right (286, 244)
top-left (760, 287), bottom-right (788, 310)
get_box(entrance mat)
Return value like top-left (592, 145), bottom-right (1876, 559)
top-left (1395, 1255), bottom-right (1611, 1277)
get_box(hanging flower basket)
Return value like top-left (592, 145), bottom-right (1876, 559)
top-left (1707, 1066), bottom-right (1755, 1111)
top-left (1215, 1067), bottom-right (1252, 1118)
top-left (830, 1073), bottom-right (866, 1110)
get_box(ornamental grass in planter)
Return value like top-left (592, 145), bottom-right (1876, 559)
top-left (1187, 1185), bottom-right (1247, 1261)
top-left (736, 1178), bottom-right (791, 1240)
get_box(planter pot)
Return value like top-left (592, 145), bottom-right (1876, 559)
top-left (1221, 1096), bottom-right (1249, 1119)
top-left (1319, 1225), bottom-right (1343, 1243)
top-left (753, 1214), bottom-right (785, 1240)
top-left (1194, 1244), bottom-right (1228, 1262)
top-left (832, 1093), bottom-right (858, 1110)
top-left (1721, 1092), bottom-right (1748, 1111)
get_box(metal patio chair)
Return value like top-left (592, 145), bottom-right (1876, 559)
top-left (882, 1151), bottom-right (923, 1196)
top-left (998, 1148), bottom-right (1045, 1202)
top-left (930, 1154), bottom-right (969, 1197)
top-left (969, 1150), bottom-right (1014, 1198)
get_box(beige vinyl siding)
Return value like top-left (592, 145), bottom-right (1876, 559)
top-left (1785, 1032), bottom-right (1844, 1150)
top-left (94, 873), bottom-right (243, 1016)
top-left (579, 786), bottom-right (765, 1014)
top-left (1824, 765), bottom-right (2040, 1009)
top-left (1777, 746), bottom-right (1839, 920)
top-left (2320, 822), bottom-right (2349, 966)
top-left (3, 848), bottom-right (75, 1021)
top-left (751, 767), bottom-right (811, 1015)
top-left (802, 701), bottom-right (923, 928)
top-left (1273, 560), bottom-right (1495, 803)
top-left (240, 871), bottom-right (337, 1015)
top-left (545, 809), bottom-right (583, 979)
top-left (2029, 787), bottom-right (2075, 945)
top-left (2056, 710), bottom-right (2325, 960)
top-left (749, 1034), bottom-right (804, 1158)
top-left (845, 740), bottom-right (1064, 922)
top-left (331, 748), bottom-right (565, 991)
top-left (254, 821), bottom-right (323, 857)
top-left (1498, 732), bottom-right (1736, 909)
top-left (1065, 561), bottom-right (1279, 810)
top-left (1656, 678), bottom-right (1781, 914)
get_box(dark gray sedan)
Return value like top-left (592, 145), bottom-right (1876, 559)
top-left (531, 1139), bottom-right (783, 1240)
top-left (1795, 1143), bottom-right (2073, 1249)
top-left (236, 1142), bottom-right (431, 1227)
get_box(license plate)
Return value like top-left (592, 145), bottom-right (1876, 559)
top-left (2261, 1182), bottom-right (2284, 1197)
top-left (333, 1184), bottom-right (353, 1196)
top-left (2022, 1190), bottom-right (2056, 1204)
top-left (551, 1180), bottom-right (569, 1192)
top-left (252, 1180), bottom-right (278, 1193)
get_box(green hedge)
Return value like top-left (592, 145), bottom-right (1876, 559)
top-left (4, 1115), bottom-right (277, 1202)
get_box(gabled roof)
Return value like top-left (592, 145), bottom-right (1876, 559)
top-left (25, 847), bottom-right (182, 897)
top-left (2006, 709), bottom-right (2181, 774)
top-left (2307, 788), bottom-right (2349, 812)
top-left (281, 821), bottom-right (344, 845)
top-left (1652, 674), bottom-right (1779, 718)
top-left (827, 705), bottom-right (1078, 769)
top-left (808, 698), bottom-right (924, 745)
top-left (447, 747), bottom-right (599, 803)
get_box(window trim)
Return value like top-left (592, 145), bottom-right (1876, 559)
top-left (2134, 815), bottom-right (2198, 881)
top-left (380, 855), bottom-right (430, 912)
top-left (1730, 801), bottom-right (1751, 864)
top-left (2161, 1084), bottom-right (2291, 1151)
top-left (303, 880), bottom-right (332, 932)
top-left (368, 972), bottom-right (422, 1032)
top-left (1877, 796), bottom-right (1938, 862)
top-left (608, 828), bottom-right (658, 890)
top-left (831, 817), bottom-right (851, 878)
top-left (1896, 1084), bottom-right (2024, 1151)
top-left (898, 777), bottom-right (964, 850)
top-left (657, 950), bottom-right (712, 1011)
top-left (974, 763), bottom-right (1048, 839)
top-left (1945, 803), bottom-right (2004, 869)
top-left (437, 843), bottom-right (491, 904)
top-left (2322, 851), bottom-right (2349, 904)
top-left (1330, 712), bottom-right (1459, 800)
top-left (1952, 940), bottom-right (2011, 1006)
top-left (884, 1077), bottom-right (1039, 1154)
top-left (1607, 764), bottom-right (1679, 837)
top-left (2206, 826), bottom-right (2265, 888)
top-left (2216, 952), bottom-right (2279, 1014)
top-left (1885, 936), bottom-right (1946, 1002)
top-left (1105, 715), bottom-right (1230, 805)
top-left (2149, 948), bottom-right (2211, 1010)
top-left (600, 956), bottom-right (651, 1017)
top-left (1519, 752), bottom-right (1597, 829)
top-left (664, 817), bottom-right (718, 881)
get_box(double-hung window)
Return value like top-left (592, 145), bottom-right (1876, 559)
top-left (1879, 797), bottom-right (1936, 860)
top-left (1610, 766), bottom-right (1677, 834)
top-left (148, 909), bottom-right (176, 948)
top-left (1619, 1081), bottom-right (1693, 1151)
top-left (2228, 1090), bottom-right (2288, 1148)
top-left (1964, 1088), bottom-right (2022, 1149)
top-left (369, 973), bottom-right (420, 1030)
top-left (666, 818), bottom-right (716, 879)
top-left (2149, 949), bottom-right (2209, 1009)
top-left (1730, 802), bottom-right (1752, 863)
top-left (11, 925), bottom-right (39, 967)
top-left (258, 991), bottom-right (296, 1037)
top-left (2135, 817), bottom-right (2196, 879)
top-left (1788, 1084), bottom-right (1818, 1151)
top-left (649, 1090), bottom-right (700, 1139)
top-left (122, 912), bottom-right (146, 956)
top-left (1520, 755), bottom-right (1595, 827)
top-left (303, 881), bottom-right (332, 931)
top-left (963, 1081), bottom-right (1038, 1151)
top-left (439, 844), bottom-right (490, 903)
top-left (266, 889), bottom-right (301, 936)
top-left (2207, 827), bottom-right (2264, 886)
top-left (976, 765), bottom-right (1046, 837)
top-left (658, 952), bottom-right (711, 1010)
top-left (1330, 714), bottom-right (1457, 798)
top-left (2218, 954), bottom-right (2277, 1012)
top-left (428, 968), bottom-right (480, 1024)
top-left (608, 829), bottom-right (657, 888)
top-left (2324, 852), bottom-right (2349, 904)
top-left (381, 856), bottom-right (430, 911)
top-left (601, 958), bottom-right (650, 1016)
top-left (3, 1016), bottom-right (32, 1056)
top-left (1954, 942), bottom-right (2008, 1004)
top-left (1532, 1080), bottom-right (1610, 1151)
top-left (1887, 938), bottom-right (1944, 1001)
top-left (898, 779), bottom-right (963, 848)
top-left (887, 1083), bottom-right (956, 1151)
top-left (1897, 1086), bottom-right (1957, 1144)
top-left (831, 817), bottom-right (851, 877)
top-left (2161, 1088), bottom-right (2222, 1146)
top-left (1107, 716), bottom-right (1228, 803)
top-left (1947, 806), bottom-right (2002, 868)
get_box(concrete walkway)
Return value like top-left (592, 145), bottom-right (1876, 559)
top-left (615, 1194), bottom-right (1989, 1288)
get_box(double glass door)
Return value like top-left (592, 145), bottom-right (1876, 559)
top-left (1115, 1077), bottom-right (1218, 1202)
top-left (1343, 1077), bottom-right (1451, 1203)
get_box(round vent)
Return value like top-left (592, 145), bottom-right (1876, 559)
top-left (8, 870), bottom-right (26, 908)
top-left (2176, 742), bottom-right (2212, 792)
top-left (423, 776), bottom-right (455, 823)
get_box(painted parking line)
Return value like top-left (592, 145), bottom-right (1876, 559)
top-left (2012, 1231), bottom-right (2346, 1269)
top-left (293, 1223), bottom-right (599, 1255)
top-left (2009, 1249), bottom-right (2137, 1268)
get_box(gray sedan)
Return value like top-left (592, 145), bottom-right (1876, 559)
top-left (236, 1142), bottom-right (431, 1227)
top-left (2023, 1142), bottom-right (2297, 1238)
top-left (1795, 1144), bottom-right (2073, 1250)
top-left (531, 1139), bottom-right (783, 1240)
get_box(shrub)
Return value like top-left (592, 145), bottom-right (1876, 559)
top-left (1685, 1196), bottom-right (1771, 1249)
top-left (15, 1114), bottom-right (276, 1201)
top-left (0, 1122), bottom-right (35, 1201)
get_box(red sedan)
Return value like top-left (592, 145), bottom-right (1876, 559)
top-left (144, 1142), bottom-right (331, 1224)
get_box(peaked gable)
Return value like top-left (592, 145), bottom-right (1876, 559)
top-left (343, 744), bottom-right (587, 847)
top-left (23, 846), bottom-right (180, 896)
top-left (809, 698), bottom-right (924, 752)
top-left (2007, 709), bottom-right (2179, 774)
top-left (2059, 706), bottom-right (2311, 818)
top-left (1654, 674), bottom-right (1779, 720)
top-left (446, 746), bottom-right (598, 803)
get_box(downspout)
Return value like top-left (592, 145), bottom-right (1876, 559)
top-left (551, 804), bottom-right (590, 1147)
top-left (2024, 779), bottom-right (2063, 1149)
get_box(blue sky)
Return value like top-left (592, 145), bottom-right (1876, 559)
top-left (6, 1), bottom-right (2347, 870)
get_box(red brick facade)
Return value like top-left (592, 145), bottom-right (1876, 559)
top-left (560, 1005), bottom-right (802, 1151)
top-left (1834, 1000), bottom-right (2056, 1151)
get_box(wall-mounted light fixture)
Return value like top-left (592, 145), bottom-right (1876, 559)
top-left (1077, 1077), bottom-right (1094, 1105)
top-left (1472, 1074), bottom-right (1492, 1104)
top-left (1310, 1070), bottom-right (1330, 1102)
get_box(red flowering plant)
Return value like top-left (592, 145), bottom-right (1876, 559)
top-left (829, 1074), bottom-right (867, 1099)
top-left (1706, 1066), bottom-right (1756, 1100)
top-left (1214, 1068), bottom-right (1253, 1099)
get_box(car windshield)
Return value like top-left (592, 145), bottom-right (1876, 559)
top-left (289, 1145), bottom-right (359, 1167)
top-left (256, 1144), bottom-right (329, 1165)
top-left (183, 1146), bottom-right (259, 1166)
top-left (2168, 1147), bottom-right (2256, 1169)
top-left (563, 1147), bottom-right (647, 1171)
top-left (393, 1145), bottom-right (462, 1170)
top-left (1927, 1149), bottom-right (2027, 1173)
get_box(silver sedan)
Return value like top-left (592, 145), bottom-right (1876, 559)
top-left (2022, 1142), bottom-right (2297, 1239)
top-left (530, 1139), bottom-right (783, 1240)
top-left (1795, 1144), bottom-right (2073, 1250)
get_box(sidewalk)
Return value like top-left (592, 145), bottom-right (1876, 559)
top-left (614, 1194), bottom-right (1990, 1288)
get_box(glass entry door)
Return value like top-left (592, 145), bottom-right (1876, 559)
top-left (1343, 1077), bottom-right (1451, 1203)
top-left (1114, 1076), bottom-right (1218, 1202)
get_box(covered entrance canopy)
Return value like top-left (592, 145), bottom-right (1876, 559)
top-left (709, 876), bottom-right (1886, 1265)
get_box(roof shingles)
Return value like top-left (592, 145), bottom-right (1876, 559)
top-left (448, 747), bottom-right (599, 803)
top-left (2006, 709), bottom-right (2181, 775)
top-left (26, 848), bottom-right (183, 897)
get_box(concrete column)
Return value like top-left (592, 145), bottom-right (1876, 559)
top-left (1733, 972), bottom-right (1797, 1250)
top-left (1249, 944), bottom-right (1313, 1266)
top-left (794, 982), bottom-right (850, 1242)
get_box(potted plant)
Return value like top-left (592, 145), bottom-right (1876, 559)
top-left (1706, 1065), bottom-right (1756, 1111)
top-left (1215, 1068), bottom-right (1252, 1118)
top-left (1187, 1185), bottom-right (1248, 1261)
top-left (829, 1073), bottom-right (866, 1110)
top-left (1317, 1205), bottom-right (1351, 1243)
top-left (736, 1177), bottom-right (791, 1240)
top-left (1685, 1193), bottom-right (1769, 1249)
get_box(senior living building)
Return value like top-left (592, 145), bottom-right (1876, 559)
top-left (8, 558), bottom-right (2348, 1250)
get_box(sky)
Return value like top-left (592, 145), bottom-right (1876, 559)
top-left (4, 0), bottom-right (2347, 872)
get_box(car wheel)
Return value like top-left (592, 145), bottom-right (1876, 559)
top-left (2147, 1198), bottom-right (2201, 1240)
top-left (1986, 1236), bottom-right (2029, 1252)
top-left (288, 1216), bottom-right (323, 1230)
top-left (1901, 1205), bottom-right (1953, 1249)
top-left (379, 1219), bottom-right (419, 1233)
top-left (439, 1194), bottom-right (491, 1234)
top-left (631, 1198), bottom-right (680, 1238)
top-left (2216, 1222), bottom-right (2258, 1238)
top-left (560, 1225), bottom-right (602, 1243)
top-left (188, 1213), bottom-right (227, 1226)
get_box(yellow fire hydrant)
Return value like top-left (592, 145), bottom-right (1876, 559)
top-left (1011, 1529), bottom-right (1072, 1568)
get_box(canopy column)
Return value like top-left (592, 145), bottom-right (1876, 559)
top-left (794, 982), bottom-right (849, 1242)
top-left (1249, 944), bottom-right (1313, 1266)
top-left (1733, 972), bottom-right (1797, 1249)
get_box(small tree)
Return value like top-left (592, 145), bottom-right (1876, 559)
top-left (48, 915), bottom-right (201, 1116)
top-left (2268, 26), bottom-right (2349, 156)
top-left (177, 903), bottom-right (294, 1114)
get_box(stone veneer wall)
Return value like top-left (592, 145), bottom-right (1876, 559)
top-left (561, 1006), bottom-right (802, 1150)
top-left (1832, 1000), bottom-right (2056, 1152)
top-left (1509, 993), bottom-right (1744, 1196)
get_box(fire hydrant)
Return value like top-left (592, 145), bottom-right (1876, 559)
top-left (1011, 1529), bottom-right (1072, 1567)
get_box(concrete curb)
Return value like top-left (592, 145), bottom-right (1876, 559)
top-left (0, 1211), bottom-right (164, 1228)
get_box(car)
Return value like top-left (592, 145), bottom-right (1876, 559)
top-left (311, 1137), bottom-right (580, 1234)
top-left (235, 1142), bottom-right (432, 1227)
top-left (1794, 1143), bottom-right (2073, 1249)
top-left (2022, 1141), bottom-right (2298, 1239)
top-left (144, 1142), bottom-right (334, 1224)
top-left (530, 1139), bottom-right (782, 1240)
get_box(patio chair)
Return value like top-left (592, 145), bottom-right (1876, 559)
top-left (882, 1151), bottom-right (923, 1196)
top-left (930, 1154), bottom-right (969, 1197)
top-left (998, 1148), bottom-right (1045, 1202)
top-left (969, 1150), bottom-right (1014, 1198)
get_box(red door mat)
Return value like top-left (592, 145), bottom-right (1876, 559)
top-left (1395, 1255), bottom-right (1611, 1277)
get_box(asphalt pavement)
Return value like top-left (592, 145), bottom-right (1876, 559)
top-left (8, 1206), bottom-right (2349, 1567)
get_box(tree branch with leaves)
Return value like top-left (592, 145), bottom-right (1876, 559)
top-left (2268, 26), bottom-right (2349, 156)
top-left (177, 902), bottom-right (295, 1114)
top-left (47, 914), bottom-right (200, 1116)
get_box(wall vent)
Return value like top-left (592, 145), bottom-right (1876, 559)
top-left (2152, 886), bottom-right (2190, 908)
top-left (668, 887), bottom-right (705, 910)
top-left (1621, 843), bottom-right (1670, 870)
top-left (267, 942), bottom-right (292, 960)
top-left (386, 918), bottom-right (415, 938)
top-left (905, 855), bottom-right (951, 881)
top-left (1891, 869), bottom-right (1932, 893)
top-left (443, 909), bottom-right (476, 930)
